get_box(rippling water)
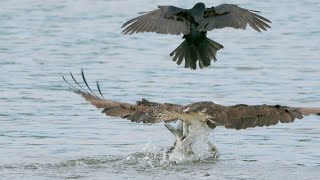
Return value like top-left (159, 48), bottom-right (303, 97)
top-left (1, 0), bottom-right (320, 179)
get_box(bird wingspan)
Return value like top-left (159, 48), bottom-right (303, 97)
top-left (63, 72), bottom-right (319, 129)
top-left (122, 5), bottom-right (190, 35)
top-left (197, 4), bottom-right (272, 32)
top-left (63, 70), bottom-right (183, 124)
top-left (205, 104), bottom-right (320, 130)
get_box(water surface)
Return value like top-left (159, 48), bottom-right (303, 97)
top-left (1, 0), bottom-right (320, 179)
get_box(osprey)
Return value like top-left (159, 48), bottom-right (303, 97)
top-left (122, 2), bottom-right (272, 69)
top-left (63, 71), bottom-right (320, 156)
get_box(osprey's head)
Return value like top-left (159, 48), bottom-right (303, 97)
top-left (182, 102), bottom-right (219, 129)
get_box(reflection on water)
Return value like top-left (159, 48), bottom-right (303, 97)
top-left (1, 0), bottom-right (320, 179)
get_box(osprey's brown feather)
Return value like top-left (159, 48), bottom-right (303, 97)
top-left (64, 71), bottom-right (320, 130)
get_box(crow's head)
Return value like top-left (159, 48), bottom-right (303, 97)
top-left (192, 2), bottom-right (205, 10)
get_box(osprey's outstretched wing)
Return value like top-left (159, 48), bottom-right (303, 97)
top-left (186, 102), bottom-right (320, 130)
top-left (63, 72), bottom-right (319, 129)
top-left (198, 4), bottom-right (271, 32)
top-left (63, 70), bottom-right (183, 124)
top-left (122, 6), bottom-right (190, 35)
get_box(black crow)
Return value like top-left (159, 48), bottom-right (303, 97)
top-left (122, 2), bottom-right (271, 69)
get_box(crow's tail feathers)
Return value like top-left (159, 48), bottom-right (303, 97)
top-left (170, 38), bottom-right (223, 70)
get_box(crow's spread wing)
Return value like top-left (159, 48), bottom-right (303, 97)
top-left (198, 4), bottom-right (271, 32)
top-left (122, 6), bottom-right (190, 35)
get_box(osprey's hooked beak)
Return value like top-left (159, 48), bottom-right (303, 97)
top-left (206, 116), bottom-right (218, 129)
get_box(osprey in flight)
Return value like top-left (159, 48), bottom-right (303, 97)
top-left (63, 71), bottom-right (320, 156)
top-left (122, 2), bottom-right (272, 69)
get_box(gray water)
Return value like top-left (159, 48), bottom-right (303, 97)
top-left (1, 0), bottom-right (320, 179)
